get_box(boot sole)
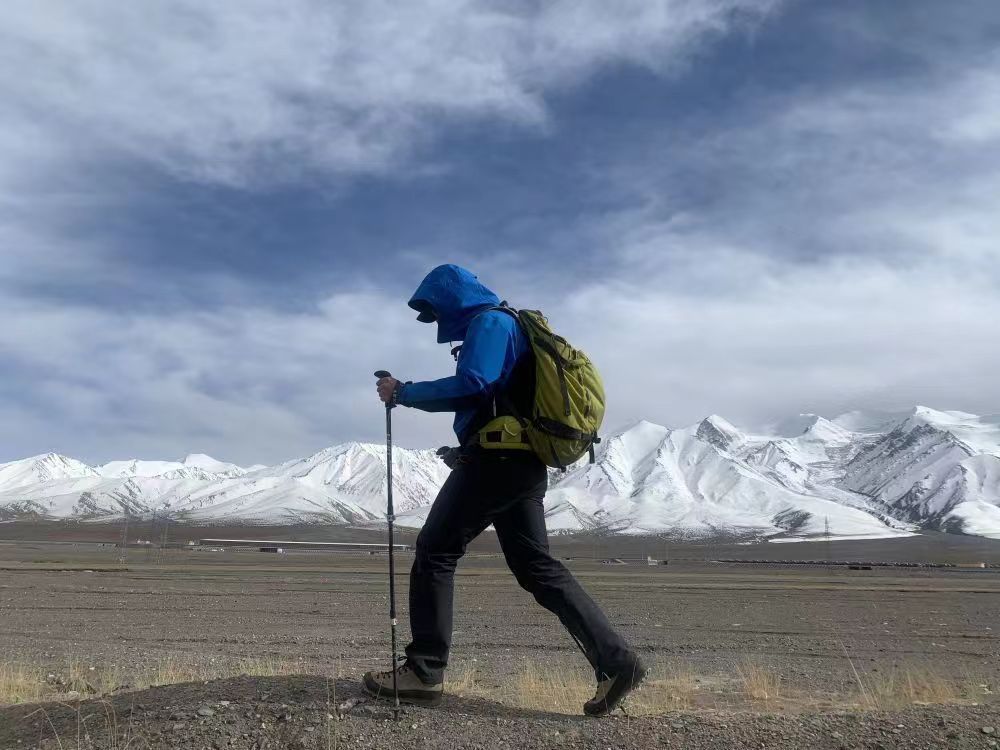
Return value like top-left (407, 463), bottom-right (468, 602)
top-left (584, 661), bottom-right (650, 717)
top-left (363, 674), bottom-right (444, 707)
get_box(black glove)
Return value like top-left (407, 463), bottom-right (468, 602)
top-left (436, 446), bottom-right (461, 470)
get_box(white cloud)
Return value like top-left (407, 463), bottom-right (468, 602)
top-left (561, 252), bottom-right (1000, 433)
top-left (0, 287), bottom-right (459, 463)
top-left (479, 44), bottom-right (1000, 433)
top-left (0, 0), bottom-right (778, 186)
top-left (7, 235), bottom-right (997, 467)
top-left (0, 0), bottom-right (785, 462)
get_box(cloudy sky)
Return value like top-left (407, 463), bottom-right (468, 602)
top-left (2, 0), bottom-right (998, 465)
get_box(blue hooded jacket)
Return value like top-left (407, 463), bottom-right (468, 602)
top-left (397, 265), bottom-right (529, 444)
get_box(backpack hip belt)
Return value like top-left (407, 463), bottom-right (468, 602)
top-left (473, 416), bottom-right (533, 451)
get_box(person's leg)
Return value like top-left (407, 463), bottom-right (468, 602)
top-left (404, 462), bottom-right (494, 684)
top-left (405, 452), bottom-right (556, 683)
top-left (493, 493), bottom-right (633, 679)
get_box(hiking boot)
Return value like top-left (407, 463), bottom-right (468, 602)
top-left (584, 654), bottom-right (649, 717)
top-left (363, 662), bottom-right (443, 707)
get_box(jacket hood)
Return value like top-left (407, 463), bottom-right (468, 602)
top-left (408, 264), bottom-right (501, 343)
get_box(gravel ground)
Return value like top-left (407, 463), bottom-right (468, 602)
top-left (2, 537), bottom-right (1000, 747)
top-left (2, 543), bottom-right (998, 698)
top-left (2, 674), bottom-right (999, 749)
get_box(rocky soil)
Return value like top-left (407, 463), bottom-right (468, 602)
top-left (3, 549), bottom-right (998, 699)
top-left (2, 674), bottom-right (999, 749)
top-left (2, 537), bottom-right (999, 748)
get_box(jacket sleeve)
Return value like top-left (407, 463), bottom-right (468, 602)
top-left (397, 312), bottom-right (515, 413)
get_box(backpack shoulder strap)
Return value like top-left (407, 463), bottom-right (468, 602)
top-left (489, 301), bottom-right (521, 322)
top-left (482, 302), bottom-right (531, 427)
top-left (451, 303), bottom-right (520, 362)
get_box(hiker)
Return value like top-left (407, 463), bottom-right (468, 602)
top-left (363, 264), bottom-right (647, 716)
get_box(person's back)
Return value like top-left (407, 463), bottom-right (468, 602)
top-left (366, 264), bottom-right (647, 716)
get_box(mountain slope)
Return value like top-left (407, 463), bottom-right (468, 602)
top-left (545, 419), bottom-right (910, 538)
top-left (841, 407), bottom-right (1000, 536)
top-left (0, 453), bottom-right (99, 488)
top-left (0, 406), bottom-right (998, 539)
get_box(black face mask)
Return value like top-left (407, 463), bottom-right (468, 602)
top-left (414, 301), bottom-right (437, 323)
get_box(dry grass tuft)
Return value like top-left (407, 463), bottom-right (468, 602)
top-left (146, 655), bottom-right (303, 688)
top-left (509, 660), bottom-right (589, 714)
top-left (4, 652), bottom-right (991, 719)
top-left (631, 667), bottom-right (700, 712)
top-left (0, 662), bottom-right (48, 705)
top-left (0, 655), bottom-right (307, 706)
top-left (450, 659), bottom-right (701, 715)
top-left (854, 666), bottom-right (986, 710)
top-left (735, 658), bottom-right (783, 704)
top-left (448, 657), bottom-right (988, 716)
top-left (23, 698), bottom-right (148, 750)
top-left (837, 641), bottom-right (987, 710)
top-left (447, 664), bottom-right (480, 697)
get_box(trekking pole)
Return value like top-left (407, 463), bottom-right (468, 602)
top-left (374, 370), bottom-right (401, 721)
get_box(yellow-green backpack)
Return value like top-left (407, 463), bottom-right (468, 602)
top-left (496, 305), bottom-right (605, 469)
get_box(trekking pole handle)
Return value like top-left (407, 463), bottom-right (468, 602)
top-left (374, 370), bottom-right (395, 410)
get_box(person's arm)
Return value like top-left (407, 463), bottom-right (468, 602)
top-left (397, 312), bottom-right (516, 413)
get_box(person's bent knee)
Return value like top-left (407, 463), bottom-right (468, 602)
top-left (509, 555), bottom-right (566, 590)
top-left (415, 529), bottom-right (465, 571)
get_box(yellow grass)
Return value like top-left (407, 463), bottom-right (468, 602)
top-left (0, 662), bottom-right (48, 704)
top-left (735, 658), bottom-right (783, 704)
top-left (853, 666), bottom-right (986, 710)
top-left (0, 655), bottom-right (307, 705)
top-left (451, 659), bottom-right (700, 715)
top-left (449, 657), bottom-right (989, 715)
top-left (835, 640), bottom-right (988, 710)
top-left (3, 653), bottom-right (990, 717)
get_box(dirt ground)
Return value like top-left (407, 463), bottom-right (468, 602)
top-left (3, 674), bottom-right (1000, 750)
top-left (2, 528), bottom-right (999, 748)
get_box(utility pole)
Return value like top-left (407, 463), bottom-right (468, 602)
top-left (825, 516), bottom-right (832, 571)
top-left (119, 509), bottom-right (130, 566)
top-left (160, 514), bottom-right (170, 564)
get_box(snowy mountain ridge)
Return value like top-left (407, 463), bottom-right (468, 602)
top-left (1, 406), bottom-right (998, 540)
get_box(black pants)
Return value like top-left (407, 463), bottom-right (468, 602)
top-left (404, 450), bottom-right (632, 684)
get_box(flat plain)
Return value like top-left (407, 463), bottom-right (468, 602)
top-left (2, 525), bottom-right (999, 748)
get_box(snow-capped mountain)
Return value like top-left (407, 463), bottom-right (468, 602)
top-left (0, 453), bottom-right (99, 487)
top-left (840, 407), bottom-right (1000, 538)
top-left (0, 444), bottom-right (450, 526)
top-left (97, 454), bottom-right (248, 481)
top-left (1, 406), bottom-right (998, 540)
top-left (542, 418), bottom-right (911, 539)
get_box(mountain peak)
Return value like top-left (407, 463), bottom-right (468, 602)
top-left (772, 414), bottom-right (822, 438)
top-left (624, 418), bottom-right (668, 431)
top-left (696, 415), bottom-right (745, 452)
top-left (701, 414), bottom-right (739, 431)
top-left (0, 452), bottom-right (97, 487)
top-left (611, 419), bottom-right (671, 444)
top-left (908, 405), bottom-right (980, 425)
top-left (19, 452), bottom-right (81, 466)
top-left (899, 407), bottom-right (1000, 456)
top-left (183, 453), bottom-right (218, 466)
top-left (182, 453), bottom-right (242, 474)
